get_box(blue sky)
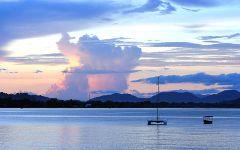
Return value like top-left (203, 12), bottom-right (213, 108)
top-left (0, 0), bottom-right (240, 99)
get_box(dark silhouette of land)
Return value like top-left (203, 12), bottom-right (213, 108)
top-left (0, 90), bottom-right (240, 108)
top-left (90, 90), bottom-right (240, 103)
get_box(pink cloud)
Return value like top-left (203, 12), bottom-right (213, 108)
top-left (46, 33), bottom-right (141, 100)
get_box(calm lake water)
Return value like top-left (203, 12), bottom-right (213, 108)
top-left (0, 108), bottom-right (239, 150)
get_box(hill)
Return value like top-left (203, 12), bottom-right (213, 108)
top-left (89, 93), bottom-right (145, 102)
top-left (90, 90), bottom-right (240, 103)
top-left (201, 90), bottom-right (240, 103)
top-left (149, 92), bottom-right (200, 103)
top-left (0, 92), bottom-right (50, 102)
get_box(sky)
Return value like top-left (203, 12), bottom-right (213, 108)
top-left (0, 0), bottom-right (240, 100)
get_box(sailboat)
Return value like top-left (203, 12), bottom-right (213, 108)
top-left (148, 76), bottom-right (167, 125)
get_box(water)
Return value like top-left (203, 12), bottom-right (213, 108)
top-left (0, 108), bottom-right (239, 150)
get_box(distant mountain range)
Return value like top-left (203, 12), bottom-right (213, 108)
top-left (90, 90), bottom-right (240, 103)
top-left (1, 90), bottom-right (240, 108)
top-left (1, 90), bottom-right (240, 104)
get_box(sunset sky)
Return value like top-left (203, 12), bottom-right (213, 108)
top-left (0, 0), bottom-right (240, 100)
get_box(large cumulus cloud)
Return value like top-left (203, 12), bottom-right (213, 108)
top-left (47, 34), bottom-right (141, 100)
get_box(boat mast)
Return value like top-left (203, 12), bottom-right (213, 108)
top-left (157, 76), bottom-right (159, 121)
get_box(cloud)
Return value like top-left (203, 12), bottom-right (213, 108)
top-left (182, 7), bottom-right (200, 12)
top-left (0, 68), bottom-right (7, 72)
top-left (147, 42), bottom-right (240, 49)
top-left (132, 72), bottom-right (240, 91)
top-left (9, 71), bottom-right (18, 74)
top-left (181, 24), bottom-right (208, 33)
top-left (182, 24), bottom-right (206, 29)
top-left (6, 53), bottom-right (67, 65)
top-left (125, 0), bottom-right (176, 15)
top-left (90, 90), bottom-right (120, 98)
top-left (35, 70), bottom-right (43, 73)
top-left (171, 89), bottom-right (221, 95)
top-left (47, 34), bottom-right (142, 100)
top-left (61, 68), bottom-right (139, 74)
top-left (140, 48), bottom-right (240, 67)
top-left (169, 0), bottom-right (220, 7)
top-left (202, 40), bottom-right (221, 44)
top-left (0, 68), bottom-right (20, 74)
top-left (139, 40), bottom-right (240, 67)
top-left (169, 0), bottom-right (240, 8)
top-left (91, 90), bottom-right (120, 95)
top-left (199, 33), bottom-right (240, 40)
top-left (149, 42), bottom-right (202, 48)
top-left (0, 0), bottom-right (123, 48)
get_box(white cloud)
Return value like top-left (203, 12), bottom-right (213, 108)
top-left (47, 34), bottom-right (142, 100)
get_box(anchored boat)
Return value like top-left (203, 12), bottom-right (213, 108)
top-left (203, 116), bottom-right (213, 124)
top-left (148, 76), bottom-right (167, 125)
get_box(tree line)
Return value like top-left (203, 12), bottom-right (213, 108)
top-left (0, 98), bottom-right (240, 108)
